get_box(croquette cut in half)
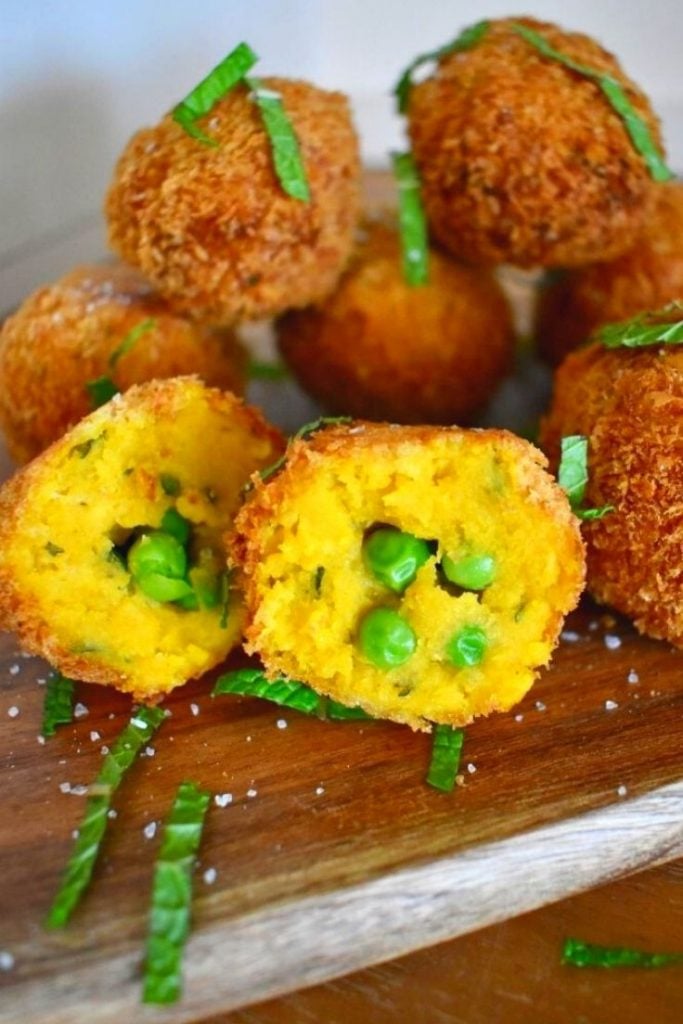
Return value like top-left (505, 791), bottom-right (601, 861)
top-left (407, 17), bottom-right (664, 268)
top-left (536, 181), bottom-right (683, 365)
top-left (231, 422), bottom-right (585, 729)
top-left (0, 378), bottom-right (283, 700)
top-left (0, 263), bottom-right (247, 465)
top-left (277, 217), bottom-right (514, 424)
top-left (105, 78), bottom-right (361, 324)
top-left (541, 315), bottom-right (683, 646)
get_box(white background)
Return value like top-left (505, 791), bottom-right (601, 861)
top-left (2, 0), bottom-right (682, 268)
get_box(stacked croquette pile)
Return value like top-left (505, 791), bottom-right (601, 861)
top-left (0, 14), bottom-right (679, 725)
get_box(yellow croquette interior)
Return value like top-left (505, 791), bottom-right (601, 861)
top-left (3, 380), bottom-right (280, 699)
top-left (241, 428), bottom-right (584, 729)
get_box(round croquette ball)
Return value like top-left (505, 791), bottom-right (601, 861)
top-left (407, 17), bottom-right (664, 268)
top-left (0, 378), bottom-right (284, 700)
top-left (276, 218), bottom-right (515, 424)
top-left (230, 422), bottom-right (585, 730)
top-left (540, 333), bottom-right (683, 646)
top-left (0, 263), bottom-right (248, 465)
top-left (536, 181), bottom-right (683, 365)
top-left (105, 78), bottom-right (361, 325)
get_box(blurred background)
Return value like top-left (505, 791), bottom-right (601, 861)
top-left (2, 0), bottom-right (682, 301)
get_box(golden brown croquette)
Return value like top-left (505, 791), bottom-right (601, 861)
top-left (540, 332), bottom-right (683, 646)
top-left (407, 17), bottom-right (664, 268)
top-left (0, 263), bottom-right (248, 465)
top-left (0, 378), bottom-right (284, 700)
top-left (105, 78), bottom-right (361, 325)
top-left (231, 422), bottom-right (585, 730)
top-left (536, 181), bottom-right (683, 365)
top-left (277, 217), bottom-right (515, 424)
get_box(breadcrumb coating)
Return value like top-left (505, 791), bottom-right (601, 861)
top-left (0, 263), bottom-right (247, 464)
top-left (106, 78), bottom-right (361, 324)
top-left (277, 217), bottom-right (514, 423)
top-left (407, 17), bottom-right (663, 268)
top-left (0, 378), bottom-right (284, 700)
top-left (231, 422), bottom-right (584, 730)
top-left (541, 339), bottom-right (683, 645)
top-left (536, 181), bottom-right (683, 364)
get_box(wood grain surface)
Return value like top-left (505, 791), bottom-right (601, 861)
top-left (1, 172), bottom-right (682, 1022)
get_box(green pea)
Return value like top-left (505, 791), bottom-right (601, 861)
top-left (128, 531), bottom-right (187, 583)
top-left (442, 553), bottom-right (496, 591)
top-left (358, 607), bottom-right (417, 669)
top-left (446, 625), bottom-right (488, 668)
top-left (363, 528), bottom-right (431, 593)
top-left (160, 507), bottom-right (191, 546)
top-left (135, 573), bottom-right (195, 603)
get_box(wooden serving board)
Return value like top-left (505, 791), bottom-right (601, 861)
top-left (1, 173), bottom-right (683, 1022)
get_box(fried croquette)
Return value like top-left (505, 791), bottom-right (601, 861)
top-left (0, 263), bottom-right (248, 465)
top-left (231, 422), bottom-right (585, 730)
top-left (276, 218), bottom-right (514, 424)
top-left (536, 181), bottom-right (683, 365)
top-left (540, 333), bottom-right (683, 646)
top-left (407, 17), bottom-right (664, 268)
top-left (105, 78), bottom-right (361, 325)
top-left (0, 378), bottom-right (284, 700)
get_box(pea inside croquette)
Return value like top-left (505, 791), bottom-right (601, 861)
top-left (232, 423), bottom-right (585, 730)
top-left (0, 378), bottom-right (283, 700)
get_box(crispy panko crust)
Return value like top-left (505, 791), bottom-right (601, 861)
top-left (0, 377), bottom-right (284, 700)
top-left (231, 422), bottom-right (585, 730)
top-left (541, 340), bottom-right (683, 645)
top-left (105, 78), bottom-right (361, 325)
top-left (0, 263), bottom-right (248, 465)
top-left (408, 17), bottom-right (662, 268)
top-left (536, 182), bottom-right (683, 364)
top-left (277, 217), bottom-right (515, 423)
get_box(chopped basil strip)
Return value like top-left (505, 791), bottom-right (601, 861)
top-left (558, 435), bottom-right (614, 520)
top-left (512, 23), bottom-right (673, 182)
top-left (394, 20), bottom-right (490, 114)
top-left (172, 41), bottom-right (258, 146)
top-left (392, 151), bottom-right (429, 286)
top-left (427, 724), bottom-right (464, 792)
top-left (213, 668), bottom-right (320, 714)
top-left (598, 306), bottom-right (683, 348)
top-left (142, 780), bottom-right (211, 1005)
top-left (246, 75), bottom-right (310, 201)
top-left (247, 358), bottom-right (290, 381)
top-left (45, 705), bottom-right (165, 928)
top-left (42, 672), bottom-right (74, 738)
top-left (86, 375), bottom-right (118, 409)
top-left (109, 317), bottom-right (157, 369)
top-left (562, 937), bottom-right (683, 969)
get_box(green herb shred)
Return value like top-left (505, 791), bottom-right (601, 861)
top-left (598, 305), bottom-right (683, 348)
top-left (85, 318), bottom-right (157, 410)
top-left (394, 20), bottom-right (490, 113)
top-left (142, 780), bottom-right (211, 1004)
top-left (392, 151), bottom-right (429, 286)
top-left (512, 23), bottom-right (673, 182)
top-left (247, 358), bottom-right (290, 381)
top-left (86, 376), bottom-right (119, 409)
top-left (257, 416), bottom-right (352, 484)
top-left (173, 41), bottom-right (258, 146)
top-left (160, 473), bottom-right (181, 497)
top-left (109, 317), bottom-right (157, 369)
top-left (562, 937), bottom-right (683, 969)
top-left (213, 667), bottom-right (320, 714)
top-left (42, 672), bottom-right (75, 738)
top-left (45, 705), bottom-right (165, 928)
top-left (427, 724), bottom-right (464, 792)
top-left (558, 435), bottom-right (614, 521)
top-left (326, 700), bottom-right (373, 721)
top-left (45, 541), bottom-right (64, 557)
top-left (246, 76), bottom-right (310, 201)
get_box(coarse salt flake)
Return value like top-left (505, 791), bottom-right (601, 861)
top-left (9, 664), bottom-right (20, 676)
top-left (190, 703), bottom-right (200, 717)
top-left (627, 669), bottom-right (640, 684)
top-left (276, 719), bottom-right (287, 730)
top-left (466, 763), bottom-right (477, 774)
top-left (0, 951), bottom-right (14, 971)
top-left (604, 634), bottom-right (622, 651)
top-left (203, 867), bottom-right (217, 885)
top-left (145, 746), bottom-right (155, 757)
top-left (560, 630), bottom-right (580, 643)
top-left (107, 808), bottom-right (117, 819)
top-left (605, 699), bottom-right (619, 711)
top-left (89, 730), bottom-right (101, 742)
top-left (74, 702), bottom-right (89, 719)
top-left (246, 788), bottom-right (258, 798)
top-left (214, 793), bottom-right (233, 808)
top-left (514, 714), bottom-right (524, 722)
top-left (617, 784), bottom-right (628, 797)
top-left (7, 706), bottom-right (19, 718)
top-left (59, 782), bottom-right (71, 794)
top-left (70, 784), bottom-right (88, 796)
top-left (315, 785), bottom-right (325, 795)
top-left (535, 700), bottom-right (546, 712)
top-left (143, 821), bottom-right (157, 840)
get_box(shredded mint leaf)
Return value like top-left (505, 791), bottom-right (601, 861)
top-left (427, 724), bottom-right (464, 792)
top-left (248, 358), bottom-right (290, 381)
top-left (86, 375), bottom-right (119, 409)
top-left (392, 151), bottom-right (429, 286)
top-left (246, 76), bottom-right (310, 201)
top-left (42, 672), bottom-right (74, 738)
top-left (160, 473), bottom-right (181, 497)
top-left (558, 435), bottom-right (613, 521)
top-left (45, 705), bottom-right (165, 928)
top-left (598, 305), bottom-right (683, 349)
top-left (85, 318), bottom-right (157, 410)
top-left (257, 416), bottom-right (352, 484)
top-left (142, 780), bottom-right (211, 1004)
top-left (326, 700), bottom-right (372, 721)
top-left (562, 937), bottom-right (683, 969)
top-left (109, 317), bottom-right (156, 369)
top-left (394, 20), bottom-right (490, 114)
top-left (213, 668), bottom-right (320, 714)
top-left (173, 42), bottom-right (258, 146)
top-left (45, 541), bottom-right (64, 556)
top-left (512, 23), bottom-right (673, 182)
